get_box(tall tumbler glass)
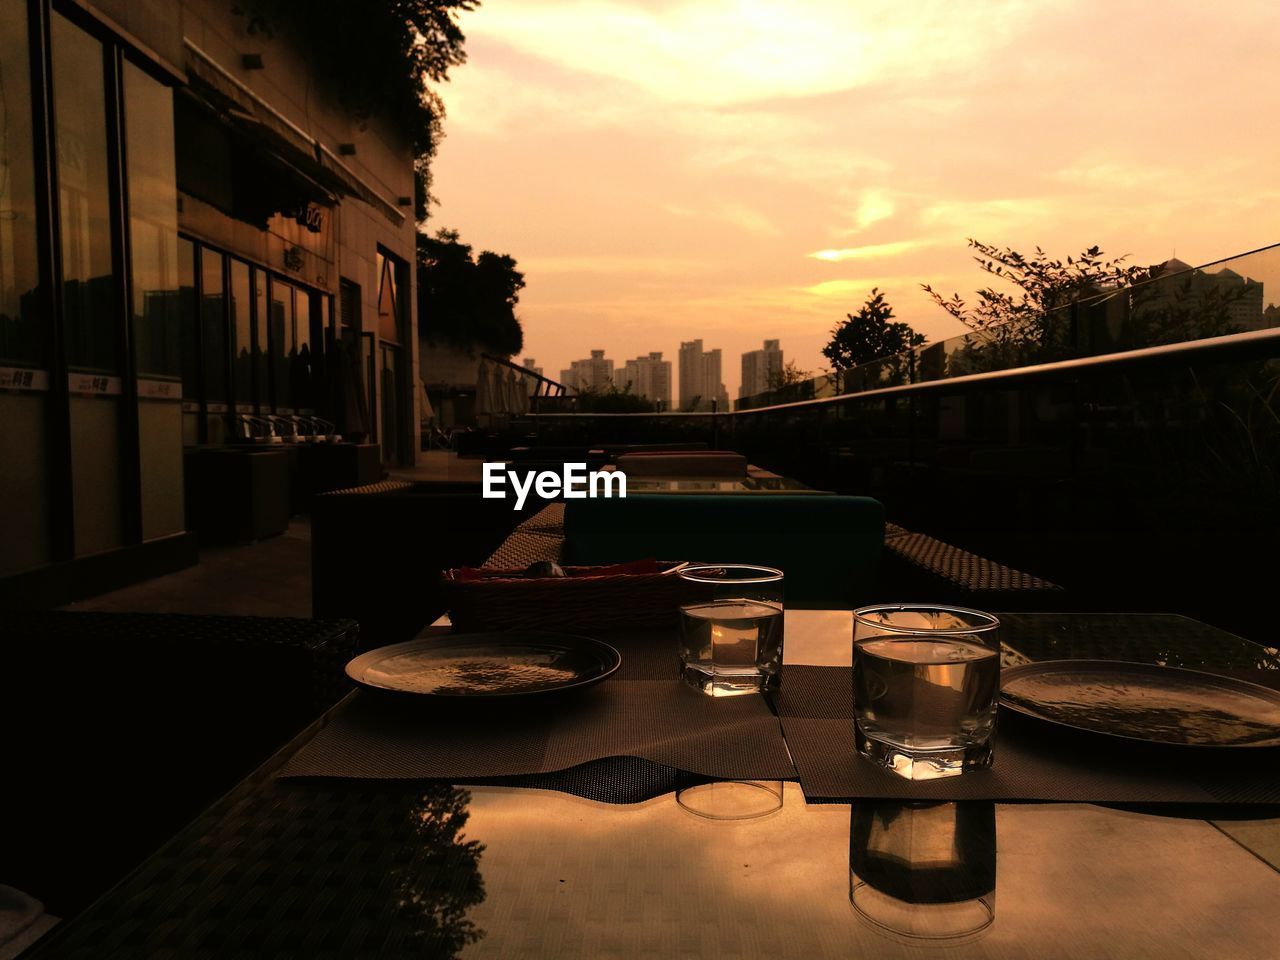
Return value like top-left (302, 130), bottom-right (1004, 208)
top-left (852, 605), bottom-right (1001, 780)
top-left (678, 565), bottom-right (784, 697)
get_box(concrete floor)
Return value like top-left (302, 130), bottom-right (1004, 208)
top-left (64, 519), bottom-right (314, 619)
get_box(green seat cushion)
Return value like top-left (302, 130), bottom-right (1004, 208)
top-left (564, 494), bottom-right (884, 607)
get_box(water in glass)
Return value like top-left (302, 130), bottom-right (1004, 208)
top-left (680, 599), bottom-right (783, 696)
top-left (853, 636), bottom-right (998, 776)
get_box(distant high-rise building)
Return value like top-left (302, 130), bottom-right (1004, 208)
top-left (678, 340), bottom-right (703, 410)
top-left (678, 339), bottom-right (728, 411)
top-left (740, 339), bottom-right (783, 399)
top-left (563, 349), bottom-right (614, 393)
top-left (620, 351), bottom-right (672, 410)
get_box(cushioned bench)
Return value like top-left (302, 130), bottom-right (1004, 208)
top-left (882, 522), bottom-right (1064, 609)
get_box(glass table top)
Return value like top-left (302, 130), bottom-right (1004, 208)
top-left (29, 611), bottom-right (1280, 959)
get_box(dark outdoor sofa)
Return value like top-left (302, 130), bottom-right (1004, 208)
top-left (2, 611), bottom-right (357, 918)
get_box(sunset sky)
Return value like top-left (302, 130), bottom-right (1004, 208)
top-left (430, 0), bottom-right (1280, 397)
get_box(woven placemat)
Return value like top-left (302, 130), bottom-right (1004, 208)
top-left (281, 629), bottom-right (795, 784)
top-left (775, 664), bottom-right (1280, 803)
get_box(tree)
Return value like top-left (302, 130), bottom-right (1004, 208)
top-left (823, 288), bottom-right (926, 371)
top-left (922, 239), bottom-right (1148, 335)
top-left (921, 240), bottom-right (1153, 374)
top-left (767, 360), bottom-right (811, 391)
top-left (394, 786), bottom-right (486, 954)
top-left (573, 382), bottom-right (655, 413)
top-left (418, 229), bottom-right (525, 356)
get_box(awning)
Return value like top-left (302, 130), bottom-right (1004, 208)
top-left (183, 41), bottom-right (406, 228)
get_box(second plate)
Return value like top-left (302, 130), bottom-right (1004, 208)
top-left (999, 660), bottom-right (1280, 748)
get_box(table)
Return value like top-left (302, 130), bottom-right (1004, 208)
top-left (624, 475), bottom-right (820, 494)
top-left (29, 611), bottom-right (1280, 959)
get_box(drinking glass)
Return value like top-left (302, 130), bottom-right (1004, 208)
top-left (852, 604), bottom-right (1001, 779)
top-left (678, 565), bottom-right (784, 697)
top-left (849, 800), bottom-right (997, 943)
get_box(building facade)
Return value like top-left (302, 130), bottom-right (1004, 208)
top-left (740, 339), bottom-right (783, 399)
top-left (619, 351), bottom-right (672, 409)
top-left (0, 0), bottom-right (418, 600)
top-left (562, 349), bottom-right (613, 393)
top-left (678, 339), bottom-right (728, 411)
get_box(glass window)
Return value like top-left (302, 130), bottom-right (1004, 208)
top-left (252, 266), bottom-right (268, 410)
top-left (376, 250), bottom-right (401, 344)
top-left (178, 237), bottom-right (197, 398)
top-left (0, 0), bottom-right (43, 366)
top-left (51, 13), bottom-right (118, 372)
top-left (295, 287), bottom-right (315, 413)
top-left (270, 277), bottom-right (295, 411)
top-left (201, 249), bottom-right (226, 402)
top-left (230, 259), bottom-right (252, 406)
top-left (124, 61), bottom-right (179, 379)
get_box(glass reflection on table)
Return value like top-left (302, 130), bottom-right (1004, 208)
top-left (849, 801), bottom-right (996, 944)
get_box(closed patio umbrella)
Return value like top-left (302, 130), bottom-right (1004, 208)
top-left (516, 374), bottom-right (530, 415)
top-left (490, 362), bottom-right (509, 415)
top-left (475, 359), bottom-right (494, 418)
top-left (504, 369), bottom-right (521, 415)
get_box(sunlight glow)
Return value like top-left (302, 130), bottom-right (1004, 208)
top-left (433, 0), bottom-right (1280, 397)
top-left (808, 241), bottom-right (925, 262)
top-left (459, 1), bottom-right (1030, 106)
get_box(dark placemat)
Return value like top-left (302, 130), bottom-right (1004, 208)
top-left (461, 756), bottom-right (716, 804)
top-left (281, 629), bottom-right (795, 783)
top-left (775, 664), bottom-right (1280, 804)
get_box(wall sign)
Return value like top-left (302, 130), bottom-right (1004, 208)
top-left (292, 204), bottom-right (325, 234)
top-left (137, 378), bottom-right (182, 400)
top-left (0, 367), bottom-right (50, 391)
top-left (68, 373), bottom-right (122, 396)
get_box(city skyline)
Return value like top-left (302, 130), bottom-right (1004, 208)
top-left (430, 0), bottom-right (1280, 399)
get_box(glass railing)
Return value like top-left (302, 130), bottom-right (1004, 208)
top-left (736, 243), bottom-right (1280, 409)
top-left (522, 322), bottom-right (1280, 642)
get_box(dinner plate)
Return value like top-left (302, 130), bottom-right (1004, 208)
top-left (346, 631), bottom-right (622, 699)
top-left (999, 660), bottom-right (1280, 748)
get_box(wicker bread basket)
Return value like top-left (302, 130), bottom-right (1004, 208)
top-left (443, 561), bottom-right (711, 632)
